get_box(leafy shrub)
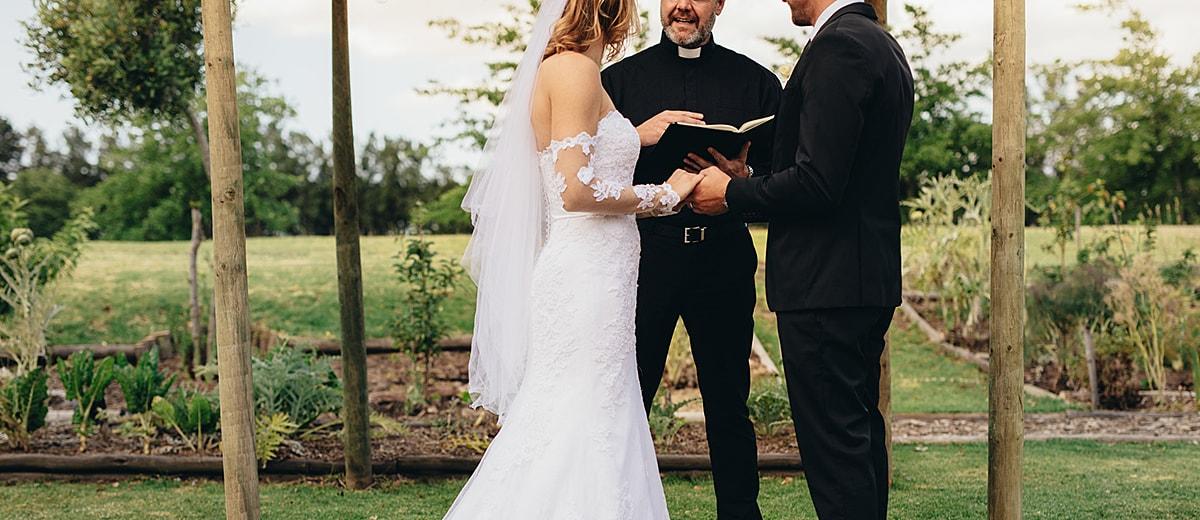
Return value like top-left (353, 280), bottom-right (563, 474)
top-left (902, 175), bottom-right (990, 334)
top-left (57, 350), bottom-right (115, 451)
top-left (0, 367), bottom-right (49, 450)
top-left (1160, 249), bottom-right (1198, 299)
top-left (747, 378), bottom-right (792, 437)
top-left (1105, 255), bottom-right (1198, 402)
top-left (252, 346), bottom-right (342, 428)
top-left (647, 390), bottom-right (696, 447)
top-left (255, 412), bottom-right (298, 467)
top-left (415, 184), bottom-right (472, 234)
top-left (152, 388), bottom-right (219, 452)
top-left (392, 236), bottom-right (462, 411)
top-left (114, 346), bottom-right (176, 415)
top-left (1027, 261), bottom-right (1117, 396)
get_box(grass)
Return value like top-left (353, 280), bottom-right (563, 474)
top-left (49, 235), bottom-right (476, 345)
top-left (889, 323), bottom-right (1074, 413)
top-left (51, 226), bottom-right (1200, 345)
top-left (1, 440), bottom-right (1196, 519)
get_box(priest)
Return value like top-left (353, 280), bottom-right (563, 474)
top-left (601, 1), bottom-right (782, 519)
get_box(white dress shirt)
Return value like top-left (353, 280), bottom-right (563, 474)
top-left (813, 0), bottom-right (865, 35)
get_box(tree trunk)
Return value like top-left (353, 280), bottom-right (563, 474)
top-left (879, 329), bottom-right (893, 487)
top-left (1080, 204), bottom-right (1089, 252)
top-left (332, 0), bottom-right (373, 490)
top-left (1082, 324), bottom-right (1099, 410)
top-left (189, 207), bottom-right (205, 375)
top-left (187, 107), bottom-right (212, 180)
top-left (199, 0), bottom-right (261, 517)
top-left (989, 0), bottom-right (1026, 518)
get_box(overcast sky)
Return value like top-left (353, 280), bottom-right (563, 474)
top-left (3, 0), bottom-right (1198, 150)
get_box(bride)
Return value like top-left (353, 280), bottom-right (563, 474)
top-left (445, 0), bottom-right (701, 518)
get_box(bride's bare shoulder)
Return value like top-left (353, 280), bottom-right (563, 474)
top-left (539, 51), bottom-right (602, 94)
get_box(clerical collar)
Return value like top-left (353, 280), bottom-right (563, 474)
top-left (659, 32), bottom-right (716, 60)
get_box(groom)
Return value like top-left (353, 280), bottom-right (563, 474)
top-left (690, 0), bottom-right (914, 518)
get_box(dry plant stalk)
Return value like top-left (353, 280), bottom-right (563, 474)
top-left (1105, 255), bottom-right (1193, 403)
top-left (0, 229), bottom-right (65, 375)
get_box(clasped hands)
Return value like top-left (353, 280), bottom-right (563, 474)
top-left (664, 142), bottom-right (751, 216)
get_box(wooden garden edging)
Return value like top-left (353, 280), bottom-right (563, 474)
top-left (284, 335), bottom-right (472, 355)
top-left (897, 299), bottom-right (1059, 401)
top-left (46, 330), bottom-right (174, 361)
top-left (0, 453), bottom-right (803, 477)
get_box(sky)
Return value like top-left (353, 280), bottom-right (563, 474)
top-left (2, 0), bottom-right (1199, 151)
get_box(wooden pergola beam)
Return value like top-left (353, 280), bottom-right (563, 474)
top-left (989, 0), bottom-right (1027, 518)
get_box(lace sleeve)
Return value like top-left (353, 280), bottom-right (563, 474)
top-left (547, 132), bottom-right (625, 203)
top-left (633, 184), bottom-right (681, 217)
top-left (547, 131), bottom-right (683, 216)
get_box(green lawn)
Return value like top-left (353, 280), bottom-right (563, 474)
top-left (2, 441), bottom-right (1196, 519)
top-left (49, 235), bottom-right (476, 345)
top-left (52, 226), bottom-right (1200, 345)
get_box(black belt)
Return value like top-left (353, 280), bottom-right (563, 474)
top-left (639, 221), bottom-right (747, 245)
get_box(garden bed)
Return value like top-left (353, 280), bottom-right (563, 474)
top-left (0, 337), bottom-right (795, 472)
top-left (901, 295), bottom-right (1196, 411)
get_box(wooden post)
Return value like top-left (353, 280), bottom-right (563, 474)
top-left (199, 0), bottom-right (261, 517)
top-left (866, 0), bottom-right (893, 488)
top-left (332, 0), bottom-right (373, 490)
top-left (989, 0), bottom-right (1026, 518)
top-left (879, 329), bottom-right (893, 486)
top-left (189, 206), bottom-right (205, 374)
top-left (867, 0), bottom-right (888, 25)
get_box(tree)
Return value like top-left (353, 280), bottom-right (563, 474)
top-left (0, 116), bottom-right (22, 181)
top-left (73, 74), bottom-right (300, 240)
top-left (422, 0), bottom-right (652, 149)
top-left (23, 0), bottom-right (210, 175)
top-left (1030, 2), bottom-right (1200, 222)
top-left (357, 135), bottom-right (449, 234)
top-left (10, 168), bottom-right (77, 238)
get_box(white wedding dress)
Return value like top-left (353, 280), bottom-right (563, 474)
top-left (444, 110), bottom-right (671, 519)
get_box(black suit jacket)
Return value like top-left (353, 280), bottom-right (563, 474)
top-left (726, 3), bottom-right (914, 311)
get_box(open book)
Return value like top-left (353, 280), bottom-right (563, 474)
top-left (644, 115), bottom-right (775, 176)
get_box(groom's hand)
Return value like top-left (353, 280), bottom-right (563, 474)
top-left (684, 142), bottom-right (752, 178)
top-left (636, 110), bottom-right (705, 147)
top-left (689, 166), bottom-right (732, 215)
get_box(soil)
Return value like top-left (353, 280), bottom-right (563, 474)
top-left (1, 347), bottom-right (786, 462)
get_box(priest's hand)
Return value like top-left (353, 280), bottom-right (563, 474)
top-left (683, 142), bottom-right (752, 178)
top-left (689, 166), bottom-right (732, 216)
top-left (636, 110), bottom-right (705, 147)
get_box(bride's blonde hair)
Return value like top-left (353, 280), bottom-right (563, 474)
top-left (544, 0), bottom-right (640, 62)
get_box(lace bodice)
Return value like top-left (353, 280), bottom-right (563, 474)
top-left (538, 110), bottom-right (678, 219)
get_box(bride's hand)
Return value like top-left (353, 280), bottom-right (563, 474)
top-left (665, 169), bottom-right (702, 201)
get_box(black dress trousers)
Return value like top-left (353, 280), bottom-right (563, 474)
top-left (776, 307), bottom-right (894, 520)
top-left (634, 224), bottom-right (761, 520)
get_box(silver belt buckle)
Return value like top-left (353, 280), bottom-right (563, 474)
top-left (683, 226), bottom-right (707, 244)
